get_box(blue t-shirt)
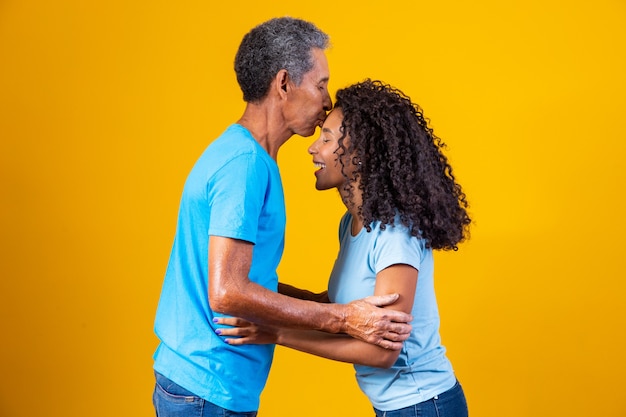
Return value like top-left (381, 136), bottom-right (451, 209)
top-left (328, 212), bottom-right (456, 411)
top-left (153, 124), bottom-right (285, 412)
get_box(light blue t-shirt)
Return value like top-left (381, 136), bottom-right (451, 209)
top-left (153, 124), bottom-right (285, 412)
top-left (328, 212), bottom-right (456, 411)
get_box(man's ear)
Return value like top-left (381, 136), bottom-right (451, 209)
top-left (276, 69), bottom-right (289, 97)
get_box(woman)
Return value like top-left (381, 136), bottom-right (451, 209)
top-left (217, 79), bottom-right (471, 417)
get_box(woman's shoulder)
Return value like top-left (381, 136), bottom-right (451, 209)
top-left (369, 213), bottom-right (410, 233)
top-left (369, 214), bottom-right (427, 247)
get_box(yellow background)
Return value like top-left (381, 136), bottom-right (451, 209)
top-left (1, 0), bottom-right (625, 416)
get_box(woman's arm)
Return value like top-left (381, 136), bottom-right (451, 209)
top-left (278, 282), bottom-right (330, 303)
top-left (218, 264), bottom-right (417, 368)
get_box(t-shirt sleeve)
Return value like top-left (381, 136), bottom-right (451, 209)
top-left (206, 153), bottom-right (268, 244)
top-left (371, 225), bottom-right (423, 273)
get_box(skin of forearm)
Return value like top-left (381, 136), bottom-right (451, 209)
top-left (278, 282), bottom-right (329, 302)
top-left (277, 328), bottom-right (400, 368)
top-left (211, 274), bottom-right (345, 333)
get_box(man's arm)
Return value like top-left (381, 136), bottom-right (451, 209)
top-left (209, 236), bottom-right (412, 349)
top-left (217, 264), bottom-right (418, 368)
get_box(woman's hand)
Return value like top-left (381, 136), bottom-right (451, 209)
top-left (214, 317), bottom-right (279, 345)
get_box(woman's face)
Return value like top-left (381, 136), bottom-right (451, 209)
top-left (307, 108), bottom-right (351, 191)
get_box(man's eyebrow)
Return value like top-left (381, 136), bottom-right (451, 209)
top-left (319, 76), bottom-right (329, 83)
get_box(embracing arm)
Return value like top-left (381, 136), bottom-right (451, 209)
top-left (219, 263), bottom-right (418, 368)
top-left (278, 282), bottom-right (330, 302)
top-left (209, 236), bottom-right (412, 349)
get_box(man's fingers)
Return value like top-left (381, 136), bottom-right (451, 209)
top-left (377, 338), bottom-right (404, 351)
top-left (363, 293), bottom-right (400, 307)
top-left (361, 295), bottom-right (413, 323)
top-left (383, 328), bottom-right (411, 342)
top-left (388, 322), bottom-right (412, 336)
top-left (389, 310), bottom-right (413, 324)
top-left (374, 329), bottom-right (411, 346)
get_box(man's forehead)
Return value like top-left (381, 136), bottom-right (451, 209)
top-left (307, 48), bottom-right (330, 81)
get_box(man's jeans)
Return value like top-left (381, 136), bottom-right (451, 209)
top-left (153, 372), bottom-right (257, 417)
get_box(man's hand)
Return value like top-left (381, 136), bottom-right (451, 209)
top-left (342, 294), bottom-right (413, 350)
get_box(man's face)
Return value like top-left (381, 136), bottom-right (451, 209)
top-left (283, 48), bottom-right (332, 137)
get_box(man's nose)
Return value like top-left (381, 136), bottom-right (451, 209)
top-left (323, 92), bottom-right (332, 112)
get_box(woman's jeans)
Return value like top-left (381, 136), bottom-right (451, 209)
top-left (153, 372), bottom-right (257, 417)
top-left (373, 380), bottom-right (468, 417)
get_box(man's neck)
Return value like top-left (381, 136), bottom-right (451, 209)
top-left (237, 101), bottom-right (291, 161)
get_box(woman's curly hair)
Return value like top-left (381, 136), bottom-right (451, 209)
top-left (335, 79), bottom-right (471, 250)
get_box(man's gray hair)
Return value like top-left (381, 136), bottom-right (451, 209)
top-left (235, 17), bottom-right (330, 103)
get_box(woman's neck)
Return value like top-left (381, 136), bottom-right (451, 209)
top-left (349, 212), bottom-right (363, 236)
top-left (340, 185), bottom-right (364, 236)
